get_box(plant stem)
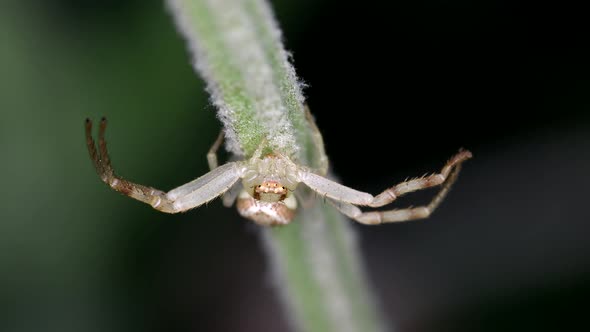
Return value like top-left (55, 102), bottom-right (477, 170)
top-left (166, 1), bottom-right (386, 331)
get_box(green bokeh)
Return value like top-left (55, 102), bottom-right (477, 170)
top-left (0, 2), bottom-right (216, 331)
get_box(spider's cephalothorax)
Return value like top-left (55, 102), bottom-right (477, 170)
top-left (85, 114), bottom-right (472, 226)
top-left (236, 154), bottom-right (300, 226)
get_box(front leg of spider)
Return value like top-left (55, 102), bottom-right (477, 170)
top-left (85, 118), bottom-right (241, 213)
top-left (298, 149), bottom-right (472, 225)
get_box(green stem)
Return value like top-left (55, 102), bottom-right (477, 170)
top-left (166, 1), bottom-right (386, 331)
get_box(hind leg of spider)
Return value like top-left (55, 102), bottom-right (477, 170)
top-left (328, 163), bottom-right (463, 225)
top-left (304, 104), bottom-right (329, 175)
top-left (207, 130), bottom-right (225, 171)
top-left (204, 130), bottom-right (241, 207)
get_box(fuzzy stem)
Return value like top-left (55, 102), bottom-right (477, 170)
top-left (166, 1), bottom-right (386, 331)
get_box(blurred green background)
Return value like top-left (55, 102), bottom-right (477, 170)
top-left (1, 0), bottom-right (589, 331)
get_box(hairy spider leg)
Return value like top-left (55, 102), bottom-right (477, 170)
top-left (206, 130), bottom-right (243, 207)
top-left (85, 118), bottom-right (173, 211)
top-left (304, 104), bottom-right (329, 176)
top-left (85, 118), bottom-right (241, 213)
top-left (207, 130), bottom-right (225, 171)
top-left (328, 162), bottom-right (463, 225)
top-left (299, 149), bottom-right (471, 225)
top-left (368, 149), bottom-right (472, 207)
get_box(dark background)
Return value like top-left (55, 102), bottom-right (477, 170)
top-left (1, 0), bottom-right (588, 331)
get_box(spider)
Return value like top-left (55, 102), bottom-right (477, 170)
top-left (85, 112), bottom-right (471, 226)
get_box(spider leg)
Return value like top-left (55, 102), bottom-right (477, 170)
top-left (85, 118), bottom-right (240, 213)
top-left (207, 130), bottom-right (225, 170)
top-left (85, 118), bottom-right (175, 211)
top-left (221, 182), bottom-right (242, 207)
top-left (369, 149), bottom-right (472, 207)
top-left (85, 118), bottom-right (104, 176)
top-left (328, 164), bottom-right (463, 225)
top-left (165, 162), bottom-right (241, 211)
top-left (294, 186), bottom-right (318, 209)
top-left (300, 149), bottom-right (471, 207)
top-left (304, 104), bottom-right (329, 175)
top-left (299, 170), bottom-right (374, 205)
top-left (205, 130), bottom-right (244, 207)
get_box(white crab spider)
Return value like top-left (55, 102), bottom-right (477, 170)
top-left (85, 112), bottom-right (471, 226)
